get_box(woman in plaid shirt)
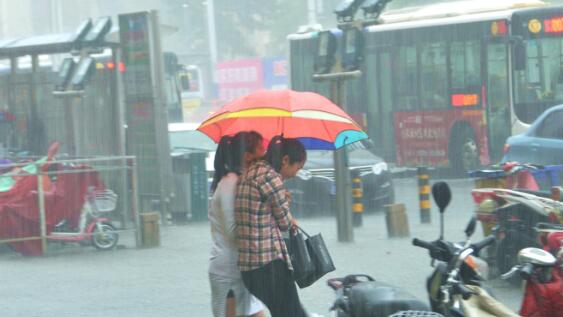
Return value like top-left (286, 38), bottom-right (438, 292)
top-left (235, 136), bottom-right (309, 317)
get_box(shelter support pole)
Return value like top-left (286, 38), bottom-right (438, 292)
top-left (8, 57), bottom-right (17, 148)
top-left (36, 163), bottom-right (47, 254)
top-left (64, 97), bottom-right (76, 156)
top-left (131, 158), bottom-right (142, 248)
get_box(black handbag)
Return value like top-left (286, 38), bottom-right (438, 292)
top-left (294, 226), bottom-right (336, 288)
top-left (286, 227), bottom-right (315, 284)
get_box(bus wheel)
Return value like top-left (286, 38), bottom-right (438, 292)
top-left (450, 127), bottom-right (479, 174)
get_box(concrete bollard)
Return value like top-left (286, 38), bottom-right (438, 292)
top-left (352, 170), bottom-right (363, 227)
top-left (140, 212), bottom-right (161, 248)
top-left (385, 203), bottom-right (410, 238)
top-left (417, 167), bottom-right (431, 223)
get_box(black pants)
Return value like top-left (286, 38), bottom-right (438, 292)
top-left (241, 260), bottom-right (308, 317)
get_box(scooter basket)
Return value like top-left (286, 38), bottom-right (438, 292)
top-left (91, 189), bottom-right (117, 213)
top-left (389, 311), bottom-right (444, 317)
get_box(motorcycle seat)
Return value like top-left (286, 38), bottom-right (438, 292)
top-left (347, 281), bottom-right (430, 317)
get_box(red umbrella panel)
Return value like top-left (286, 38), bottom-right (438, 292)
top-left (197, 90), bottom-right (368, 150)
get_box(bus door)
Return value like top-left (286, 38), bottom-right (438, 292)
top-left (366, 46), bottom-right (396, 161)
top-left (485, 41), bottom-right (511, 161)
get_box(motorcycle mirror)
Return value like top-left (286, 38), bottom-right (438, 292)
top-left (465, 216), bottom-right (477, 238)
top-left (432, 181), bottom-right (451, 213)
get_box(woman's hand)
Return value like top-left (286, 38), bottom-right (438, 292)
top-left (285, 189), bottom-right (292, 204)
top-left (290, 217), bottom-right (299, 230)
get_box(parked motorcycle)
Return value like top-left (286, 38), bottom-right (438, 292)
top-left (326, 274), bottom-right (436, 317)
top-left (501, 247), bottom-right (562, 317)
top-left (417, 182), bottom-right (562, 317)
top-left (325, 182), bottom-right (484, 317)
top-left (49, 186), bottom-right (119, 250)
top-left (471, 187), bottom-right (563, 277)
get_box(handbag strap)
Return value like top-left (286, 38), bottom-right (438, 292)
top-left (292, 224), bottom-right (311, 238)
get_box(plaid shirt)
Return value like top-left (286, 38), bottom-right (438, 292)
top-left (235, 160), bottom-right (294, 272)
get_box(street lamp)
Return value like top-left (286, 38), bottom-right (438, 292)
top-left (361, 0), bottom-right (393, 20)
top-left (334, 0), bottom-right (365, 23)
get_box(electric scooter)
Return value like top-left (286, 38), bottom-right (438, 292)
top-left (48, 187), bottom-right (119, 250)
top-left (416, 182), bottom-right (562, 317)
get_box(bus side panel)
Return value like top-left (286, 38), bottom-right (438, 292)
top-left (394, 109), bottom-right (488, 167)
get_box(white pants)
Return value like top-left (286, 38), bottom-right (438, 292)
top-left (209, 272), bottom-right (264, 317)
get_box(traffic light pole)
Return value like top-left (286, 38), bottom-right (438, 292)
top-left (313, 70), bottom-right (361, 243)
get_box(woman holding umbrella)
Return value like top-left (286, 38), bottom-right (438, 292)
top-left (235, 136), bottom-right (310, 317)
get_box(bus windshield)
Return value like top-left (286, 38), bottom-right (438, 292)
top-left (514, 36), bottom-right (563, 123)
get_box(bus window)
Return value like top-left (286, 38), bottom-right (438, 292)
top-left (514, 37), bottom-right (563, 123)
top-left (180, 75), bottom-right (190, 91)
top-left (487, 42), bottom-right (510, 159)
top-left (420, 42), bottom-right (447, 109)
top-left (450, 40), bottom-right (481, 93)
top-left (396, 45), bottom-right (418, 110)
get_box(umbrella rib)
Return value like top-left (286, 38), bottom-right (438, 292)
top-left (322, 119), bottom-right (333, 146)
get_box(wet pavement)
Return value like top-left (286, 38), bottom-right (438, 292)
top-left (0, 177), bottom-right (522, 317)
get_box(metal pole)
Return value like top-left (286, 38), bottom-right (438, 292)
top-left (206, 0), bottom-right (218, 80)
top-left (313, 70), bottom-right (360, 243)
top-left (7, 57), bottom-right (16, 149)
top-left (64, 97), bottom-right (76, 156)
top-left (332, 79), bottom-right (354, 242)
top-left (307, 0), bottom-right (318, 25)
top-left (149, 10), bottom-right (172, 224)
top-left (36, 163), bottom-right (47, 254)
top-left (131, 158), bottom-right (142, 248)
top-left (112, 48), bottom-right (129, 229)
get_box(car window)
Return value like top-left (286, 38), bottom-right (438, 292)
top-left (536, 110), bottom-right (563, 139)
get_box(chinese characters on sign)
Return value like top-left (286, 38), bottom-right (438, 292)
top-left (215, 58), bottom-right (288, 102)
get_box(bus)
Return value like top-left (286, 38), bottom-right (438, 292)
top-left (177, 64), bottom-right (206, 122)
top-left (289, 0), bottom-right (563, 171)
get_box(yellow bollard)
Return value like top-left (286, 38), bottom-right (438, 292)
top-left (418, 167), bottom-right (431, 223)
top-left (352, 170), bottom-right (363, 227)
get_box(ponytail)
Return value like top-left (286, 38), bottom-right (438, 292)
top-left (264, 135), bottom-right (306, 173)
top-left (211, 131), bottom-right (264, 193)
top-left (211, 136), bottom-right (232, 193)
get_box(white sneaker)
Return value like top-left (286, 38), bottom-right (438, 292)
top-left (309, 313), bottom-right (325, 317)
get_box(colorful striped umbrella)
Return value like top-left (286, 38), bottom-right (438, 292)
top-left (197, 89), bottom-right (368, 150)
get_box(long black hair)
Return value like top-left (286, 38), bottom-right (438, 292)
top-left (264, 135), bottom-right (306, 173)
top-left (210, 131), bottom-right (263, 193)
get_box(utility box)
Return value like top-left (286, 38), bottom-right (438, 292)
top-left (140, 212), bottom-right (160, 248)
top-left (170, 152), bottom-right (209, 222)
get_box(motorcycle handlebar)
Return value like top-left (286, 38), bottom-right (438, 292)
top-left (412, 238), bottom-right (437, 252)
top-left (469, 236), bottom-right (495, 256)
top-left (520, 263), bottom-right (534, 279)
